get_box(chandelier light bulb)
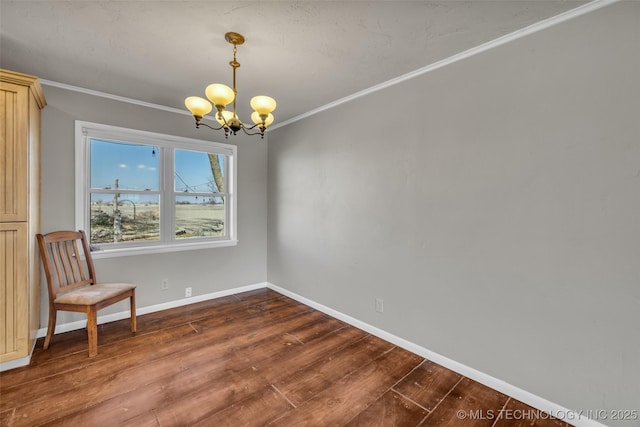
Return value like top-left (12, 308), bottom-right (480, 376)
top-left (184, 96), bottom-right (213, 117)
top-left (216, 110), bottom-right (236, 126)
top-left (205, 83), bottom-right (235, 108)
top-left (251, 112), bottom-right (274, 127)
top-left (250, 96), bottom-right (277, 115)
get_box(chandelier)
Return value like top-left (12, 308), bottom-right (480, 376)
top-left (185, 32), bottom-right (276, 139)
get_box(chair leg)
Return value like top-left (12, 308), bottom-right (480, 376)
top-left (130, 292), bottom-right (137, 333)
top-left (43, 307), bottom-right (57, 350)
top-left (87, 306), bottom-right (98, 357)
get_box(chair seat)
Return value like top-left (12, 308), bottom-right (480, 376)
top-left (55, 283), bottom-right (136, 305)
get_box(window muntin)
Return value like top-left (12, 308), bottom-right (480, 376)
top-left (76, 121), bottom-right (237, 257)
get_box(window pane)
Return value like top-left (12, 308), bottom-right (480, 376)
top-left (90, 193), bottom-right (160, 243)
top-left (175, 150), bottom-right (225, 193)
top-left (90, 139), bottom-right (159, 190)
top-left (175, 196), bottom-right (225, 239)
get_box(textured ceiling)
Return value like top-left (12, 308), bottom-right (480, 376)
top-left (1, 1), bottom-right (586, 125)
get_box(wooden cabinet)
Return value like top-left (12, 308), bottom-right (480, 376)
top-left (1, 69), bottom-right (46, 364)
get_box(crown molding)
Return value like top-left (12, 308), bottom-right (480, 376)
top-left (40, 0), bottom-right (620, 132)
top-left (269, 0), bottom-right (620, 131)
top-left (39, 79), bottom-right (189, 115)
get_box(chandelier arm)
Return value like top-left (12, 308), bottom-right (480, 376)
top-left (240, 127), bottom-right (261, 135)
top-left (217, 110), bottom-right (230, 127)
top-left (196, 121), bottom-right (226, 131)
top-left (240, 125), bottom-right (266, 139)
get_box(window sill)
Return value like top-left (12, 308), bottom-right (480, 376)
top-left (90, 239), bottom-right (238, 259)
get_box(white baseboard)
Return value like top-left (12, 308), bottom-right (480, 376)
top-left (0, 354), bottom-right (32, 371)
top-left (0, 335), bottom-right (39, 372)
top-left (266, 282), bottom-right (606, 427)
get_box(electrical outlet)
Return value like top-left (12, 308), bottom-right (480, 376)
top-left (161, 278), bottom-right (169, 290)
top-left (375, 298), bottom-right (384, 313)
top-left (185, 287), bottom-right (192, 298)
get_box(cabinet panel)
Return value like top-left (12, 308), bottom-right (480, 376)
top-left (0, 82), bottom-right (29, 222)
top-left (0, 69), bottom-right (45, 365)
top-left (0, 223), bottom-right (28, 361)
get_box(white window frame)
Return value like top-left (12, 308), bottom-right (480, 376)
top-left (75, 121), bottom-right (237, 259)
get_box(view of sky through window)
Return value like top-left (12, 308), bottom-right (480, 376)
top-left (90, 139), bottom-right (225, 200)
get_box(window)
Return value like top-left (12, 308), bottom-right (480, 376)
top-left (75, 121), bottom-right (237, 258)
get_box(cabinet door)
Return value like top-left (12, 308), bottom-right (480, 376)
top-left (0, 82), bottom-right (29, 222)
top-left (0, 222), bottom-right (29, 361)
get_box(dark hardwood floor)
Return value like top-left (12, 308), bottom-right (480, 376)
top-left (0, 288), bottom-right (571, 426)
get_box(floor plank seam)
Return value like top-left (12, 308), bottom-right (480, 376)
top-left (271, 384), bottom-right (298, 409)
top-left (388, 357), bottom-right (427, 392)
top-left (392, 388), bottom-right (432, 413)
top-left (375, 344), bottom-right (399, 361)
top-left (416, 375), bottom-right (465, 426)
top-left (1, 407), bottom-right (16, 426)
top-left (28, 320), bottom-right (205, 367)
top-left (1, 349), bottom-right (136, 392)
top-left (152, 408), bottom-right (162, 427)
top-left (490, 396), bottom-right (512, 427)
top-left (284, 332), bottom-right (305, 345)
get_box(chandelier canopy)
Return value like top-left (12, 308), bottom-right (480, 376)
top-left (185, 32), bottom-right (276, 139)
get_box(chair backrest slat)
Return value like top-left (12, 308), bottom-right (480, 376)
top-left (49, 241), bottom-right (66, 288)
top-left (37, 230), bottom-right (96, 299)
top-left (61, 241), bottom-right (75, 284)
top-left (65, 239), bottom-right (85, 283)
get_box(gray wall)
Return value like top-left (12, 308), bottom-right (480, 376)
top-left (267, 1), bottom-right (639, 422)
top-left (41, 86), bottom-right (268, 324)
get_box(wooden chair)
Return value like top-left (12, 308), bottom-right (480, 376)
top-left (37, 230), bottom-right (136, 357)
